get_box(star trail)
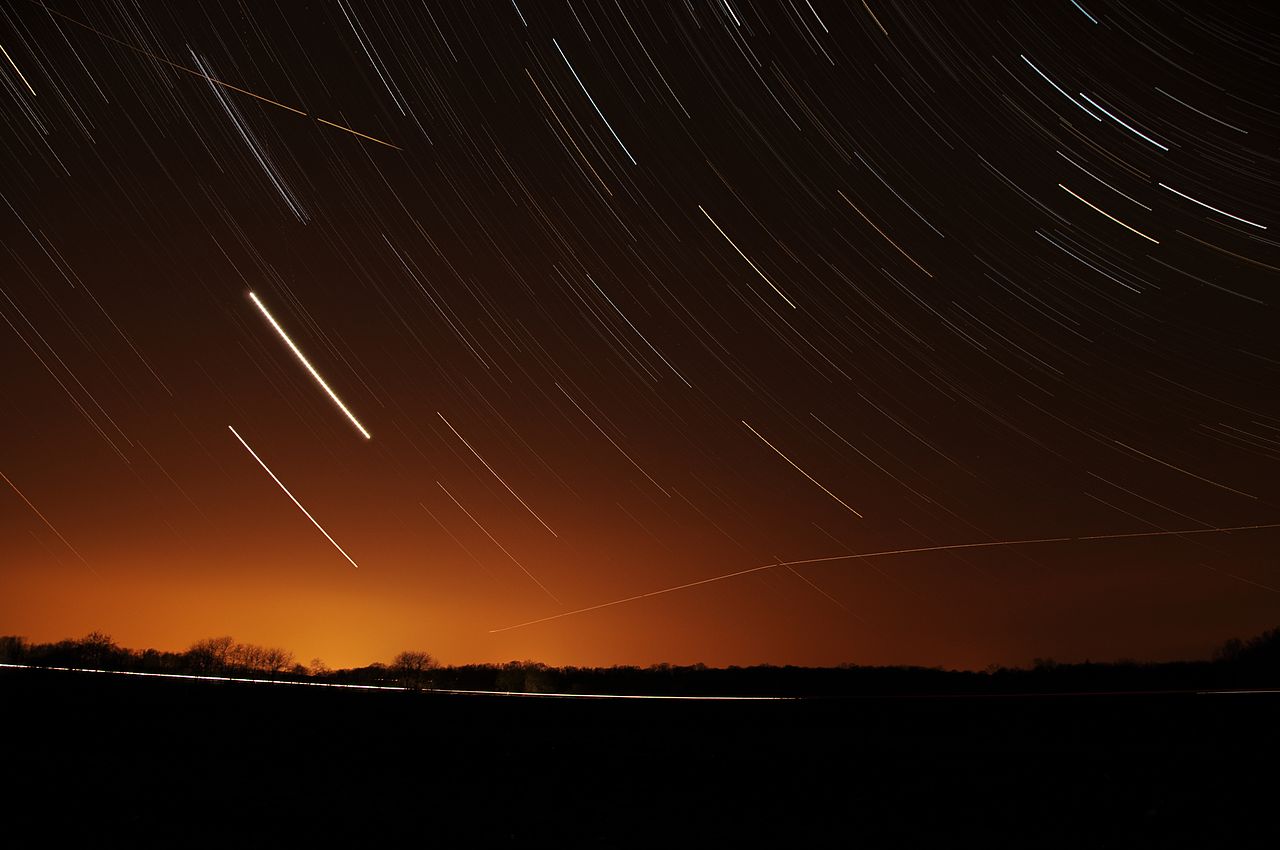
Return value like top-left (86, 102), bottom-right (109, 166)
top-left (2, 1), bottom-right (1278, 670)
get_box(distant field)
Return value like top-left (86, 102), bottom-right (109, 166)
top-left (5, 667), bottom-right (1277, 844)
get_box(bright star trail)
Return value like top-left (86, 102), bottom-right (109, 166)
top-left (3, 1), bottom-right (1279, 671)
top-left (249, 291), bottom-right (371, 440)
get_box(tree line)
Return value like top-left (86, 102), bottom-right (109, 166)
top-left (1, 626), bottom-right (1277, 696)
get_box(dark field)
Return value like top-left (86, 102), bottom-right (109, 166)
top-left (5, 667), bottom-right (1277, 846)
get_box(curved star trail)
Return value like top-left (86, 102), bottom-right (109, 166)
top-left (2, 1), bottom-right (1278, 669)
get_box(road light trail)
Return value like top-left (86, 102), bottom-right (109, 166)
top-left (437, 411), bottom-right (558, 537)
top-left (0, 663), bottom-right (786, 699)
top-left (1, 468), bottom-right (95, 573)
top-left (227, 426), bottom-right (360, 569)
top-left (743, 420), bottom-right (863, 518)
top-left (489, 521), bottom-right (1280, 633)
top-left (249, 292), bottom-right (371, 440)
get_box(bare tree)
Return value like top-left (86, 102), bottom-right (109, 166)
top-left (77, 632), bottom-right (120, 668)
top-left (187, 636), bottom-right (235, 674)
top-left (0, 635), bottom-right (28, 663)
top-left (228, 642), bottom-right (265, 672)
top-left (391, 650), bottom-right (438, 689)
top-left (261, 647), bottom-right (294, 676)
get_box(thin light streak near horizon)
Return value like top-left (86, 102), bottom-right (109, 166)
top-left (0, 664), bottom-right (788, 699)
top-left (490, 521), bottom-right (1280, 633)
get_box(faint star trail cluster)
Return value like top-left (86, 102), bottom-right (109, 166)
top-left (1, 1), bottom-right (1278, 669)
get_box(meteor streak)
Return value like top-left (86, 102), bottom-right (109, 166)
top-left (227, 426), bottom-right (360, 569)
top-left (490, 521), bottom-right (1280, 633)
top-left (249, 292), bottom-right (371, 440)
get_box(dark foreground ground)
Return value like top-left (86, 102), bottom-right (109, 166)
top-left (5, 668), bottom-right (1278, 846)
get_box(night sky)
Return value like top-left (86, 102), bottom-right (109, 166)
top-left (3, 0), bottom-right (1278, 670)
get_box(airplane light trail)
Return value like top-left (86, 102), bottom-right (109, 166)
top-left (249, 292), bottom-right (371, 440)
top-left (227, 425), bottom-right (360, 569)
top-left (489, 521), bottom-right (1280, 633)
top-left (33, 3), bottom-right (402, 149)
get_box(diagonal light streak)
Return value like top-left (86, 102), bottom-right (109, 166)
top-left (228, 425), bottom-right (360, 569)
top-left (249, 292), bottom-right (371, 440)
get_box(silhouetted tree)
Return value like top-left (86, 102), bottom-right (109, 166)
top-left (1216, 638), bottom-right (1245, 662)
top-left (77, 632), bottom-right (120, 668)
top-left (261, 647), bottom-right (294, 676)
top-left (1217, 628), bottom-right (1280, 667)
top-left (187, 636), bottom-right (235, 674)
top-left (392, 651), bottom-right (437, 689)
top-left (0, 635), bottom-right (28, 663)
top-left (228, 642), bottom-right (265, 672)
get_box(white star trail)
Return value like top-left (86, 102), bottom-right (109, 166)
top-left (1, 468), bottom-right (94, 572)
top-left (0, 41), bottom-right (36, 96)
top-left (248, 292), bottom-right (371, 440)
top-left (743, 420), bottom-right (863, 518)
top-left (227, 425), bottom-right (360, 569)
top-left (437, 411), bottom-right (558, 537)
top-left (698, 205), bottom-right (799, 308)
top-left (1059, 184), bottom-right (1160, 244)
top-left (553, 37), bottom-right (637, 165)
top-left (434, 482), bottom-right (559, 603)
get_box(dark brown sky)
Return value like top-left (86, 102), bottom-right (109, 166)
top-left (2, 1), bottom-right (1278, 670)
